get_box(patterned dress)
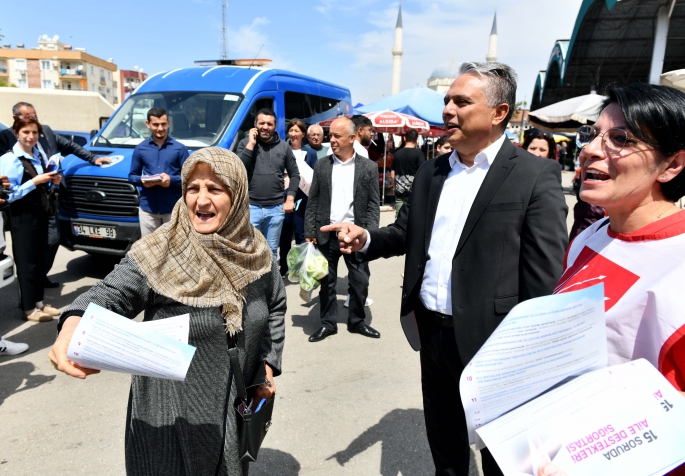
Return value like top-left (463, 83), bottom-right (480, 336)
top-left (60, 257), bottom-right (286, 476)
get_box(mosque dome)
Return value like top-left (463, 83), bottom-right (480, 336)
top-left (427, 58), bottom-right (458, 94)
top-left (429, 59), bottom-right (459, 81)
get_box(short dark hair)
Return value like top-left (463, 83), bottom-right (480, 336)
top-left (13, 117), bottom-right (43, 135)
top-left (351, 114), bottom-right (372, 131)
top-left (601, 83), bottom-right (685, 201)
top-left (147, 107), bottom-right (167, 121)
top-left (435, 136), bottom-right (449, 148)
top-left (405, 129), bottom-right (419, 143)
top-left (287, 119), bottom-right (307, 136)
top-left (12, 101), bottom-right (35, 116)
top-left (522, 130), bottom-right (556, 160)
top-left (256, 108), bottom-right (276, 121)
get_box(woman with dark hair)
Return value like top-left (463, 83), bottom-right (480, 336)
top-left (0, 118), bottom-right (62, 322)
top-left (539, 82), bottom-right (685, 476)
top-left (521, 130), bottom-right (557, 160)
top-left (279, 119), bottom-right (318, 276)
top-left (49, 148), bottom-right (285, 475)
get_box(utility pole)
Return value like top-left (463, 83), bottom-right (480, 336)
top-left (221, 1), bottom-right (228, 60)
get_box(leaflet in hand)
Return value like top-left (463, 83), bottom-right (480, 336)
top-left (476, 359), bottom-right (685, 476)
top-left (296, 157), bottom-right (313, 196)
top-left (67, 303), bottom-right (196, 381)
top-left (460, 284), bottom-right (608, 447)
top-left (141, 174), bottom-right (163, 182)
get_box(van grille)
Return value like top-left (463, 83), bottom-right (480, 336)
top-left (60, 176), bottom-right (139, 218)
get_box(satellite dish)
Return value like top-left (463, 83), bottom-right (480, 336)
top-left (54, 35), bottom-right (60, 41)
top-left (41, 34), bottom-right (48, 40)
top-left (77, 65), bottom-right (83, 70)
top-left (139, 68), bottom-right (144, 73)
top-left (134, 65), bottom-right (139, 71)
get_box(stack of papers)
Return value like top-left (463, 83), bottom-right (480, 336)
top-left (67, 303), bottom-right (196, 381)
top-left (141, 174), bottom-right (163, 182)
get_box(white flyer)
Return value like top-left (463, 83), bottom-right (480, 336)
top-left (296, 157), bottom-right (313, 196)
top-left (475, 359), bottom-right (685, 476)
top-left (67, 303), bottom-right (196, 381)
top-left (460, 284), bottom-right (607, 447)
top-left (141, 314), bottom-right (190, 344)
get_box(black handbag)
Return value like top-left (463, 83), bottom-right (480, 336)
top-left (227, 347), bottom-right (275, 463)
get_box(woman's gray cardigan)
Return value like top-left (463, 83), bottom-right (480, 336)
top-left (59, 256), bottom-right (286, 476)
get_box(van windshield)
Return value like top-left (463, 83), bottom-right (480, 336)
top-left (96, 92), bottom-right (242, 149)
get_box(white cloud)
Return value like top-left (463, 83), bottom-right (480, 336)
top-left (226, 17), bottom-right (292, 70)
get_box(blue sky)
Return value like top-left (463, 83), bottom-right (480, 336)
top-left (1, 0), bottom-right (583, 105)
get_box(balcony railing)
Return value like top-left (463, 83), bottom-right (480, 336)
top-left (0, 66), bottom-right (8, 75)
top-left (60, 69), bottom-right (86, 77)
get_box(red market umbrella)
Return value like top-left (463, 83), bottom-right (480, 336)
top-left (363, 111), bottom-right (430, 203)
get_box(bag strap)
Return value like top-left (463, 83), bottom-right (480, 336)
top-left (228, 347), bottom-right (248, 403)
top-left (18, 157), bottom-right (39, 179)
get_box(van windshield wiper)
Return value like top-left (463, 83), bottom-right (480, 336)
top-left (98, 135), bottom-right (114, 147)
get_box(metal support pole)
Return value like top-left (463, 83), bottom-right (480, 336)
top-left (382, 135), bottom-right (387, 204)
top-left (649, 5), bottom-right (671, 84)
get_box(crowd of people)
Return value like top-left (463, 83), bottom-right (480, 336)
top-left (0, 59), bottom-right (684, 476)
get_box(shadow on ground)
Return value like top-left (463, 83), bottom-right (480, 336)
top-left (327, 408), bottom-right (435, 476)
top-left (250, 448), bottom-right (301, 476)
top-left (0, 361), bottom-right (55, 407)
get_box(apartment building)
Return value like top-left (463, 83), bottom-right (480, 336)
top-left (0, 35), bottom-right (119, 105)
top-left (117, 68), bottom-right (148, 103)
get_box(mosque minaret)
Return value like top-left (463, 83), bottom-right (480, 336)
top-left (486, 11), bottom-right (498, 63)
top-left (391, 2), bottom-right (404, 95)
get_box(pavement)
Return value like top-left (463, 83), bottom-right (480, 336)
top-left (0, 171), bottom-right (577, 475)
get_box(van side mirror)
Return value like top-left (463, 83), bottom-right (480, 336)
top-left (90, 130), bottom-right (98, 138)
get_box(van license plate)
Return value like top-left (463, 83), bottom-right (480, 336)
top-left (73, 224), bottom-right (117, 239)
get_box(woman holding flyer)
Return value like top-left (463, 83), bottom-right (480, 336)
top-left (279, 119), bottom-right (317, 276)
top-left (49, 147), bottom-right (285, 475)
top-left (0, 118), bottom-right (61, 322)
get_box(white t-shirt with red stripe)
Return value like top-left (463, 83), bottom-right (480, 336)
top-left (555, 210), bottom-right (685, 391)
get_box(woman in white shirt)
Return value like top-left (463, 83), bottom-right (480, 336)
top-left (0, 118), bottom-right (62, 322)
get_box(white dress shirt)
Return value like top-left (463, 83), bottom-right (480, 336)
top-left (330, 154), bottom-right (356, 224)
top-left (353, 140), bottom-right (369, 158)
top-left (419, 134), bottom-right (506, 315)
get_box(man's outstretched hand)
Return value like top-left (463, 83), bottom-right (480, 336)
top-left (320, 222), bottom-right (367, 254)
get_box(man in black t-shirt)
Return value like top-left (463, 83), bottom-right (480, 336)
top-left (390, 129), bottom-right (424, 217)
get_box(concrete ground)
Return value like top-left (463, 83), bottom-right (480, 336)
top-left (0, 171), bottom-right (577, 475)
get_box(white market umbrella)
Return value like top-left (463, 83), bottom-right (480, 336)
top-left (528, 92), bottom-right (607, 132)
top-left (660, 69), bottom-right (685, 92)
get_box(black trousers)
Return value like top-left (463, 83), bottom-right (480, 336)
top-left (317, 232), bottom-right (369, 331)
top-left (415, 302), bottom-right (503, 476)
top-left (45, 215), bottom-right (60, 278)
top-left (278, 197), bottom-right (308, 275)
top-left (10, 205), bottom-right (48, 310)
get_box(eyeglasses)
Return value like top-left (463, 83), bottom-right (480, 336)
top-left (17, 114), bottom-right (37, 120)
top-left (577, 125), bottom-right (634, 155)
top-left (308, 133), bottom-right (323, 138)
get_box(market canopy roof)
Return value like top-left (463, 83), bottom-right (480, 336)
top-left (528, 92), bottom-right (607, 132)
top-left (532, 0), bottom-right (685, 110)
top-left (355, 87), bottom-right (445, 126)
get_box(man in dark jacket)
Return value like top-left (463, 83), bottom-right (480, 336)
top-left (236, 108), bottom-right (300, 259)
top-left (0, 102), bottom-right (111, 288)
top-left (321, 63), bottom-right (568, 475)
top-left (304, 117), bottom-right (381, 343)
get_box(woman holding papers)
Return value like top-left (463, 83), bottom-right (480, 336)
top-left (555, 84), bottom-right (685, 392)
top-left (0, 117), bottom-right (62, 322)
top-left (49, 147), bottom-right (285, 475)
top-left (279, 119), bottom-right (317, 276)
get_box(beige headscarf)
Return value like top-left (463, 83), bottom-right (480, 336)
top-left (129, 147), bottom-right (272, 335)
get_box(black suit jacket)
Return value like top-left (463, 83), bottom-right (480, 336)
top-left (305, 154), bottom-right (380, 245)
top-left (0, 125), bottom-right (97, 163)
top-left (365, 139), bottom-right (569, 365)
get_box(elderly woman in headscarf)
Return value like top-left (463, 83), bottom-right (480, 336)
top-left (48, 147), bottom-right (285, 476)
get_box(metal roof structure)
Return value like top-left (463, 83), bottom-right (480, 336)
top-left (531, 0), bottom-right (685, 110)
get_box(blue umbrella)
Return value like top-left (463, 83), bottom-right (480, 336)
top-left (355, 87), bottom-right (445, 126)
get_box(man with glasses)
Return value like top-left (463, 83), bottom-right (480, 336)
top-left (0, 102), bottom-right (112, 289)
top-left (306, 124), bottom-right (330, 160)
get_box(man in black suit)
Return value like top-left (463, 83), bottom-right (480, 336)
top-left (304, 117), bottom-right (381, 343)
top-left (0, 102), bottom-right (111, 288)
top-left (323, 63), bottom-right (568, 475)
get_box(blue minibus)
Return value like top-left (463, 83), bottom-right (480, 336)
top-left (57, 66), bottom-right (352, 256)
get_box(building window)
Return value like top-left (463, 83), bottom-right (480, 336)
top-left (67, 83), bottom-right (72, 90)
top-left (15, 59), bottom-right (27, 71)
top-left (90, 65), bottom-right (94, 75)
top-left (42, 80), bottom-right (52, 89)
top-left (108, 71), bottom-right (111, 80)
top-left (41, 60), bottom-right (51, 70)
top-left (17, 79), bottom-right (27, 88)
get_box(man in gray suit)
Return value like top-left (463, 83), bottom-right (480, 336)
top-left (305, 117), bottom-right (381, 342)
